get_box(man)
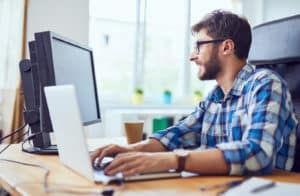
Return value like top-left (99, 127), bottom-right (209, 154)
top-left (91, 10), bottom-right (298, 176)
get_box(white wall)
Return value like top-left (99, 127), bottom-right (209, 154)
top-left (263, 0), bottom-right (300, 22)
top-left (26, 0), bottom-right (89, 47)
top-left (242, 0), bottom-right (264, 26)
top-left (242, 0), bottom-right (300, 27)
top-left (26, 0), bottom-right (104, 137)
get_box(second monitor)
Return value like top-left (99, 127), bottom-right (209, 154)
top-left (22, 31), bottom-right (101, 154)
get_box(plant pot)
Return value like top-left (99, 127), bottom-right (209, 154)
top-left (132, 93), bottom-right (144, 104)
top-left (163, 93), bottom-right (172, 104)
top-left (193, 94), bottom-right (202, 104)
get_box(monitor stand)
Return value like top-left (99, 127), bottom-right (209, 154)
top-left (22, 145), bottom-right (58, 154)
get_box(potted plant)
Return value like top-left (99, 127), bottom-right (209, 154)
top-left (163, 89), bottom-right (172, 104)
top-left (132, 88), bottom-right (144, 104)
top-left (193, 90), bottom-right (203, 104)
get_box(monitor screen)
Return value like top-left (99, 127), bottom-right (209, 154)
top-left (51, 37), bottom-right (100, 124)
top-left (35, 31), bottom-right (101, 134)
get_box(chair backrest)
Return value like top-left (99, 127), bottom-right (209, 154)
top-left (248, 14), bottom-right (300, 172)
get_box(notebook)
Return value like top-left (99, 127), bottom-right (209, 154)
top-left (222, 177), bottom-right (300, 196)
top-left (44, 85), bottom-right (182, 184)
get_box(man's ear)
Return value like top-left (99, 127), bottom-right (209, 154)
top-left (222, 39), bottom-right (234, 55)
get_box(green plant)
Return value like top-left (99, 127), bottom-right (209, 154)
top-left (163, 89), bottom-right (171, 95)
top-left (134, 88), bottom-right (143, 94)
top-left (194, 90), bottom-right (202, 96)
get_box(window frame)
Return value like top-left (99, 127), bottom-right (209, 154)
top-left (89, 0), bottom-right (240, 104)
top-left (134, 0), bottom-right (192, 97)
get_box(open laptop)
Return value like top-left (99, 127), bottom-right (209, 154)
top-left (44, 85), bottom-right (182, 184)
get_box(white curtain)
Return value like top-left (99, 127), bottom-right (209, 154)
top-left (0, 0), bottom-right (24, 136)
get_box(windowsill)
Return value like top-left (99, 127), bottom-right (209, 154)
top-left (102, 103), bottom-right (195, 110)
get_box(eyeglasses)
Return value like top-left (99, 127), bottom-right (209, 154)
top-left (194, 39), bottom-right (225, 54)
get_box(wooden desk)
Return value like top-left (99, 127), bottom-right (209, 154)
top-left (1, 142), bottom-right (300, 196)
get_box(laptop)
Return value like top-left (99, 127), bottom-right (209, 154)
top-left (44, 85), bottom-right (182, 184)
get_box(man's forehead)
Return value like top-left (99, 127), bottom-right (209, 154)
top-left (194, 29), bottom-right (212, 40)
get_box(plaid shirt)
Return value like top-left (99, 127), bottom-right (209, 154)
top-left (151, 64), bottom-right (298, 175)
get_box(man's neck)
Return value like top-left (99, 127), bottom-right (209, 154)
top-left (216, 59), bottom-right (246, 98)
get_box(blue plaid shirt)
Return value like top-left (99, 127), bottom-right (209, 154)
top-left (151, 64), bottom-right (298, 175)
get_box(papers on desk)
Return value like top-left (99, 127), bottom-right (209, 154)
top-left (222, 177), bottom-right (300, 196)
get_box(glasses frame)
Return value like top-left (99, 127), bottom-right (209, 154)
top-left (194, 39), bottom-right (225, 54)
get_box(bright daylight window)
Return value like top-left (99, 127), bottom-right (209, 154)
top-left (89, 0), bottom-right (136, 104)
top-left (143, 0), bottom-right (185, 100)
top-left (89, 0), bottom-right (241, 105)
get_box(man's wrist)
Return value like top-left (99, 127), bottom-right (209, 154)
top-left (174, 149), bottom-right (190, 172)
top-left (158, 152), bottom-right (178, 170)
top-left (171, 152), bottom-right (179, 170)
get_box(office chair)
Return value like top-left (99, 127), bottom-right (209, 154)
top-left (248, 14), bottom-right (300, 172)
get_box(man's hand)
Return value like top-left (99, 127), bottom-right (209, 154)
top-left (90, 144), bottom-right (134, 165)
top-left (91, 139), bottom-right (167, 166)
top-left (104, 152), bottom-right (177, 176)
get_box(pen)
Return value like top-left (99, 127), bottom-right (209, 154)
top-left (250, 181), bottom-right (276, 193)
top-left (200, 180), bottom-right (243, 191)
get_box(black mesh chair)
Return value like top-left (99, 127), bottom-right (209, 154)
top-left (248, 14), bottom-right (300, 172)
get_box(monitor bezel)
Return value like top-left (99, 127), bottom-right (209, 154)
top-left (35, 31), bottom-right (101, 134)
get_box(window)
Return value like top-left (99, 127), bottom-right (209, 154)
top-left (89, 0), bottom-right (241, 105)
top-left (143, 0), bottom-right (185, 99)
top-left (89, 0), bottom-right (136, 103)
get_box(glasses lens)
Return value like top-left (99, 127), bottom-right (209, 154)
top-left (194, 39), bottom-right (224, 54)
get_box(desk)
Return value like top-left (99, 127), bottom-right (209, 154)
top-left (1, 141), bottom-right (300, 196)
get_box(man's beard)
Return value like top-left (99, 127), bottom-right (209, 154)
top-left (199, 47), bottom-right (221, 80)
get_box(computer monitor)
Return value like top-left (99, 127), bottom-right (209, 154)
top-left (20, 31), bottom-right (101, 154)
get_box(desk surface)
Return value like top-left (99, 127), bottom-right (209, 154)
top-left (1, 140), bottom-right (300, 196)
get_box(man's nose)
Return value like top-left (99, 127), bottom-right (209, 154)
top-left (189, 51), bottom-right (198, 61)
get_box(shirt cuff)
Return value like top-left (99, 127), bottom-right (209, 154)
top-left (216, 142), bottom-right (246, 175)
top-left (149, 130), bottom-right (178, 151)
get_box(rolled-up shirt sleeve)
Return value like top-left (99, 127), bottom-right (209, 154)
top-left (217, 77), bottom-right (297, 175)
top-left (150, 102), bottom-right (207, 150)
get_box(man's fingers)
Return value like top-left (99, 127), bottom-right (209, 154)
top-left (90, 145), bottom-right (131, 167)
top-left (90, 148), bottom-right (103, 163)
top-left (105, 153), bottom-right (141, 176)
top-left (104, 154), bottom-right (126, 172)
top-left (97, 144), bottom-right (124, 164)
top-left (90, 144), bottom-right (113, 163)
top-left (106, 160), bottom-right (139, 176)
top-left (122, 167), bottom-right (142, 176)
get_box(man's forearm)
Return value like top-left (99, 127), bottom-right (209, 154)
top-left (130, 139), bottom-right (167, 152)
top-left (185, 148), bottom-right (230, 175)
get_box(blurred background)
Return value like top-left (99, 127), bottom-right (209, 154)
top-left (0, 0), bottom-right (299, 138)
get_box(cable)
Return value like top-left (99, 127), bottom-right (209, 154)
top-left (0, 129), bottom-right (29, 154)
top-left (0, 126), bottom-right (123, 195)
top-left (21, 131), bottom-right (43, 152)
top-left (0, 158), bottom-right (50, 192)
top-left (0, 123), bottom-right (27, 142)
top-left (20, 125), bottom-right (30, 143)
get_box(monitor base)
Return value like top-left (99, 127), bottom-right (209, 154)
top-left (22, 145), bottom-right (58, 155)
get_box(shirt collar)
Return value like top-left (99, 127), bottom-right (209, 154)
top-left (208, 64), bottom-right (255, 102)
top-left (229, 64), bottom-right (255, 96)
